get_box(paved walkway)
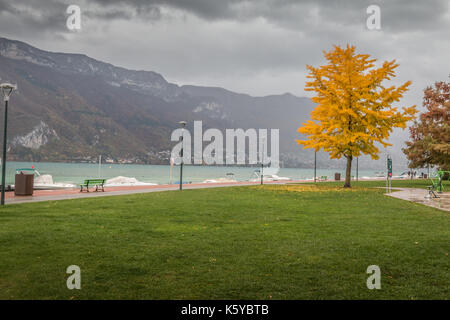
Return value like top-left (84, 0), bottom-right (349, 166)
top-left (3, 180), bottom-right (294, 205)
top-left (385, 188), bottom-right (450, 212)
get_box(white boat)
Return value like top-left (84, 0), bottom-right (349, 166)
top-left (374, 171), bottom-right (386, 177)
top-left (104, 176), bottom-right (157, 186)
top-left (202, 173), bottom-right (237, 183)
top-left (270, 174), bottom-right (292, 181)
top-left (392, 171), bottom-right (410, 179)
top-left (249, 167), bottom-right (291, 182)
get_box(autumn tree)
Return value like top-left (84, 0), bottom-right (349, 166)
top-left (403, 81), bottom-right (450, 171)
top-left (297, 45), bottom-right (417, 187)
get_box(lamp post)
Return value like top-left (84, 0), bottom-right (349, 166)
top-left (314, 151), bottom-right (317, 183)
top-left (0, 83), bottom-right (17, 205)
top-left (260, 137), bottom-right (265, 185)
top-left (178, 121), bottom-right (186, 191)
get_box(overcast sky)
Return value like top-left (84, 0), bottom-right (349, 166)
top-left (1, 0), bottom-right (448, 103)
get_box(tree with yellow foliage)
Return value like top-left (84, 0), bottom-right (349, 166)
top-left (297, 45), bottom-right (417, 187)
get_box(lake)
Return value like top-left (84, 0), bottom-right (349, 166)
top-left (1, 161), bottom-right (407, 185)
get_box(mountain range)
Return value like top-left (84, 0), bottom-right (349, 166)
top-left (0, 37), bottom-right (411, 170)
top-left (0, 37), bottom-right (319, 166)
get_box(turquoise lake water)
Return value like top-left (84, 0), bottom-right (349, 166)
top-left (1, 161), bottom-right (412, 185)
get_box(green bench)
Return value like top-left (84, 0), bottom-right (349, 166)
top-left (427, 185), bottom-right (439, 198)
top-left (80, 179), bottom-right (106, 192)
top-left (427, 170), bottom-right (450, 198)
top-left (319, 176), bottom-right (327, 182)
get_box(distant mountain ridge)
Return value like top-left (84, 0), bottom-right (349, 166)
top-left (0, 37), bottom-right (317, 166)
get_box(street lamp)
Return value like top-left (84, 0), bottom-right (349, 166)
top-left (260, 137), bottom-right (265, 185)
top-left (0, 82), bottom-right (17, 205)
top-left (314, 150), bottom-right (317, 183)
top-left (178, 121), bottom-right (187, 191)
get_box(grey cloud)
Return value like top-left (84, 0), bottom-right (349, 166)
top-left (0, 0), bottom-right (448, 101)
top-left (84, 9), bottom-right (135, 21)
top-left (87, 0), bottom-right (450, 32)
top-left (91, 0), bottom-right (237, 20)
top-left (0, 0), bottom-right (68, 35)
top-left (1, 0), bottom-right (448, 37)
top-left (84, 2), bottom-right (162, 21)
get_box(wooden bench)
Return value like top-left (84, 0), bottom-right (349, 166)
top-left (80, 179), bottom-right (106, 192)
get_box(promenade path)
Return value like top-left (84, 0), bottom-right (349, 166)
top-left (3, 180), bottom-right (295, 205)
top-left (386, 188), bottom-right (450, 212)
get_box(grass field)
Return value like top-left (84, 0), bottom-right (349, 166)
top-left (0, 181), bottom-right (448, 299)
top-left (295, 178), bottom-right (450, 189)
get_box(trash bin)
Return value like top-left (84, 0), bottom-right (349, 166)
top-left (335, 173), bottom-right (341, 181)
top-left (15, 171), bottom-right (34, 196)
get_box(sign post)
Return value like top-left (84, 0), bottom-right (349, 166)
top-left (169, 157), bottom-right (174, 185)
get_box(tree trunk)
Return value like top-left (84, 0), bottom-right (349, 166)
top-left (344, 155), bottom-right (353, 188)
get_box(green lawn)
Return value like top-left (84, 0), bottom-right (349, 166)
top-left (0, 183), bottom-right (448, 299)
top-left (293, 178), bottom-right (450, 189)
